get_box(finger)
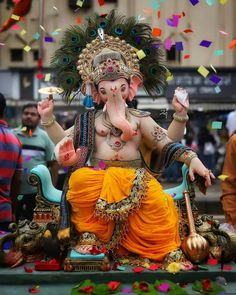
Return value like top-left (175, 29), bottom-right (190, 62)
top-left (188, 169), bottom-right (195, 182)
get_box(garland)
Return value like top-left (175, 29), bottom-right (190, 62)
top-left (71, 279), bottom-right (226, 295)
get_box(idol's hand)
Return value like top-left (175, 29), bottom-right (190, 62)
top-left (172, 87), bottom-right (189, 116)
top-left (188, 157), bottom-right (215, 187)
top-left (58, 138), bottom-right (81, 167)
top-left (37, 95), bottom-right (54, 122)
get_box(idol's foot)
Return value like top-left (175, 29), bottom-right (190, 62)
top-left (74, 244), bottom-right (93, 254)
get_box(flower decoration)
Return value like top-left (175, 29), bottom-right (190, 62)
top-left (107, 281), bottom-right (121, 292)
top-left (166, 262), bottom-right (181, 273)
top-left (158, 282), bottom-right (170, 292)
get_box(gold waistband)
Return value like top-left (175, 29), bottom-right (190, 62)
top-left (90, 158), bottom-right (143, 168)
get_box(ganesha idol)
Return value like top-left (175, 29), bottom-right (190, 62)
top-left (37, 10), bottom-right (215, 266)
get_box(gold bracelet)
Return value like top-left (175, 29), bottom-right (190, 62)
top-left (182, 151), bottom-right (198, 166)
top-left (41, 115), bottom-right (56, 127)
top-left (173, 112), bottom-right (189, 123)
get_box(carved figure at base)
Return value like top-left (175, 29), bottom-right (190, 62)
top-left (37, 10), bottom-right (215, 265)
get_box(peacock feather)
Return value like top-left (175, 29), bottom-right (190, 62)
top-left (51, 9), bottom-right (168, 103)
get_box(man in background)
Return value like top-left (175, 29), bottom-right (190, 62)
top-left (0, 93), bottom-right (22, 231)
top-left (14, 103), bottom-right (58, 221)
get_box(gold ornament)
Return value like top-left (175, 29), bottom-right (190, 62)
top-left (181, 191), bottom-right (209, 263)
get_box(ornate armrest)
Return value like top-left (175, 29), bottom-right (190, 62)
top-left (164, 164), bottom-right (189, 201)
top-left (29, 164), bottom-right (62, 204)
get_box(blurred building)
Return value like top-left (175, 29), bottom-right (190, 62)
top-left (0, 0), bottom-right (236, 126)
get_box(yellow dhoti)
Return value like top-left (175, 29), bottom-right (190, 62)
top-left (67, 167), bottom-right (181, 261)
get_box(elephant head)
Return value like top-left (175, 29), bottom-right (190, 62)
top-left (92, 75), bottom-right (142, 142)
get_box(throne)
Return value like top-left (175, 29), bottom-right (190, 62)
top-left (4, 163), bottom-right (229, 271)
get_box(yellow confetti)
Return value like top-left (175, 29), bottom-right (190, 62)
top-left (136, 49), bottom-right (146, 60)
top-left (166, 71), bottom-right (174, 81)
top-left (21, 126), bottom-right (27, 132)
top-left (20, 29), bottom-right (26, 36)
top-left (76, 0), bottom-right (84, 7)
top-left (219, 0), bottom-right (228, 4)
top-left (44, 73), bottom-right (51, 81)
top-left (11, 14), bottom-right (20, 20)
top-left (23, 45), bottom-right (31, 52)
top-left (197, 65), bottom-right (209, 78)
top-left (218, 174), bottom-right (229, 181)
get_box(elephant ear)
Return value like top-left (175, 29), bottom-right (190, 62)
top-left (128, 75), bottom-right (143, 101)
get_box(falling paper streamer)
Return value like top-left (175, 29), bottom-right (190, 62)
top-left (205, 0), bottom-right (216, 6)
top-left (197, 65), bottom-right (209, 78)
top-left (228, 39), bottom-right (236, 49)
top-left (209, 74), bottom-right (221, 84)
top-left (44, 73), bottom-right (51, 81)
top-left (164, 38), bottom-right (172, 50)
top-left (136, 50), bottom-right (146, 60)
top-left (11, 14), bottom-right (20, 20)
top-left (211, 121), bottom-right (222, 129)
top-left (219, 30), bottom-right (228, 35)
top-left (175, 41), bottom-right (183, 51)
top-left (76, 0), bottom-right (84, 6)
top-left (219, 0), bottom-right (228, 4)
top-left (213, 49), bottom-right (224, 56)
top-left (218, 175), bottom-right (228, 181)
top-left (44, 36), bottom-right (53, 42)
top-left (33, 32), bottom-right (41, 40)
top-left (152, 27), bottom-right (162, 37)
top-left (210, 64), bottom-right (217, 73)
top-left (215, 86), bottom-right (221, 93)
top-left (23, 45), bottom-right (31, 52)
top-left (189, 0), bottom-right (199, 5)
top-left (199, 40), bottom-right (212, 48)
top-left (20, 29), bottom-right (26, 36)
top-left (40, 25), bottom-right (45, 31)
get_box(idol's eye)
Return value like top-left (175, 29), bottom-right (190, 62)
top-left (99, 89), bottom-right (106, 95)
top-left (121, 86), bottom-right (126, 92)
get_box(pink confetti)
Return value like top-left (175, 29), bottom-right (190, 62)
top-left (164, 38), bottom-right (172, 50)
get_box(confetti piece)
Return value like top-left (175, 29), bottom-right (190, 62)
top-left (219, 30), bottom-right (228, 35)
top-left (211, 121), bottom-right (222, 129)
top-left (136, 50), bottom-right (146, 60)
top-left (53, 6), bottom-right (58, 11)
top-left (33, 32), bottom-right (41, 40)
top-left (218, 174), bottom-right (228, 181)
top-left (0, 43), bottom-right (5, 46)
top-left (136, 15), bottom-right (146, 21)
top-left (44, 73), bottom-right (51, 81)
top-left (164, 38), bottom-right (172, 50)
top-left (44, 36), bottom-right (53, 42)
top-left (205, 0), bottom-right (216, 6)
top-left (172, 15), bottom-right (179, 27)
top-left (24, 45), bottom-right (31, 52)
top-left (152, 27), bottom-right (162, 37)
top-left (184, 54), bottom-right (190, 59)
top-left (175, 41), bottom-right (183, 51)
top-left (76, 16), bottom-right (82, 24)
top-left (143, 8), bottom-right (153, 15)
top-left (76, 0), bottom-right (84, 6)
top-left (11, 14), bottom-right (20, 20)
top-left (20, 29), bottom-right (26, 36)
top-left (151, 0), bottom-right (160, 10)
top-left (157, 10), bottom-right (161, 19)
top-left (40, 25), bottom-right (45, 31)
top-left (51, 31), bottom-right (60, 36)
top-left (215, 86), bottom-right (221, 93)
top-left (199, 40), bottom-right (212, 48)
top-left (209, 74), bottom-right (221, 84)
top-left (36, 72), bottom-right (44, 80)
top-left (210, 64), bottom-right (217, 73)
top-left (189, 0), bottom-right (199, 5)
top-left (11, 24), bottom-right (20, 30)
top-left (98, 0), bottom-right (105, 6)
top-left (214, 49), bottom-right (224, 56)
top-left (228, 39), bottom-right (236, 49)
top-left (166, 71), bottom-right (174, 81)
top-left (219, 0), bottom-right (228, 4)
top-left (183, 28), bottom-right (193, 33)
top-left (197, 65), bottom-right (209, 78)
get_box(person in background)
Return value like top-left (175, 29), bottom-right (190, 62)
top-left (13, 103), bottom-right (58, 221)
top-left (226, 109), bottom-right (236, 138)
top-left (220, 131), bottom-right (236, 234)
top-left (197, 126), bottom-right (217, 174)
top-left (0, 93), bottom-right (22, 231)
